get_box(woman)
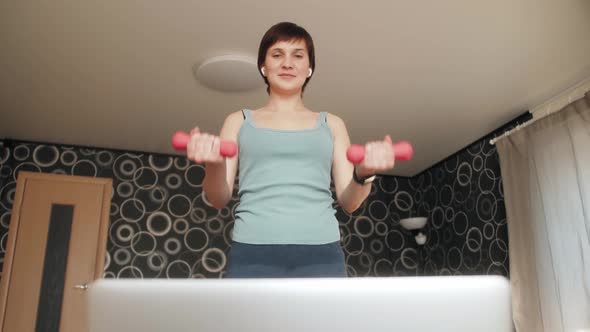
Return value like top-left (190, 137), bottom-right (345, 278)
top-left (186, 22), bottom-right (396, 278)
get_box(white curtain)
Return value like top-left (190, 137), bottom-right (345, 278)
top-left (496, 93), bottom-right (590, 332)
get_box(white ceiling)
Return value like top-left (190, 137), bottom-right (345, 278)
top-left (1, 0), bottom-right (589, 176)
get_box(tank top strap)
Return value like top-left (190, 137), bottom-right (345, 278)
top-left (241, 109), bottom-right (252, 122)
top-left (317, 112), bottom-right (328, 127)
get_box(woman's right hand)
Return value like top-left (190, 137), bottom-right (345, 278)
top-left (186, 127), bottom-right (225, 164)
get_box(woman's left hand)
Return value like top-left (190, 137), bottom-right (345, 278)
top-left (355, 135), bottom-right (396, 178)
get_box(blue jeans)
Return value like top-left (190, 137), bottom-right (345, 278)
top-left (224, 241), bottom-right (347, 278)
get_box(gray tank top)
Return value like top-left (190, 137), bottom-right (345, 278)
top-left (232, 109), bottom-right (341, 244)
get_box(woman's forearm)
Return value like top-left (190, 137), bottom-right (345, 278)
top-left (337, 177), bottom-right (372, 213)
top-left (202, 162), bottom-right (232, 208)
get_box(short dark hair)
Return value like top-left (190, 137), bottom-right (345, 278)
top-left (257, 22), bottom-right (315, 94)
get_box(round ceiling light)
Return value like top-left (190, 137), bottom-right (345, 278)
top-left (194, 54), bottom-right (263, 92)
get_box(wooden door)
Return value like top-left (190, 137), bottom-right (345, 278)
top-left (0, 171), bottom-right (111, 331)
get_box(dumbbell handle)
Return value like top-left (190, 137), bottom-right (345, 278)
top-left (171, 131), bottom-right (238, 157)
top-left (347, 141), bottom-right (413, 164)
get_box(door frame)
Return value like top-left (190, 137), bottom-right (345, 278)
top-left (0, 171), bottom-right (112, 328)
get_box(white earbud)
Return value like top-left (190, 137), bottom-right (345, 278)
top-left (308, 68), bottom-right (313, 77)
top-left (261, 67), bottom-right (266, 76)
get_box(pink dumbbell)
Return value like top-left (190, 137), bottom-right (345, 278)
top-left (171, 131), bottom-right (238, 157)
top-left (347, 141), bottom-right (413, 164)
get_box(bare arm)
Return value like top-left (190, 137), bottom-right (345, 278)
top-left (188, 111), bottom-right (243, 208)
top-left (329, 114), bottom-right (371, 213)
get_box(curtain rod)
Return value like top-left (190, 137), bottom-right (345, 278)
top-left (489, 77), bottom-right (590, 145)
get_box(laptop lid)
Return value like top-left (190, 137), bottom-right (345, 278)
top-left (87, 275), bottom-right (512, 332)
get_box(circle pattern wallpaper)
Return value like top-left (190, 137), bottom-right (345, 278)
top-left (0, 139), bottom-right (508, 279)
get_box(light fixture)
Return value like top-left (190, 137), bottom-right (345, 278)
top-left (194, 54), bottom-right (264, 92)
top-left (400, 217), bottom-right (427, 245)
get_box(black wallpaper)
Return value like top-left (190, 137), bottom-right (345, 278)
top-left (416, 140), bottom-right (509, 276)
top-left (0, 137), bottom-right (509, 278)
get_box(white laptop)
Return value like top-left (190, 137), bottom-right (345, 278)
top-left (87, 275), bottom-right (512, 332)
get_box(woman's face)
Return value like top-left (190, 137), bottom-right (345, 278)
top-left (262, 39), bottom-right (311, 94)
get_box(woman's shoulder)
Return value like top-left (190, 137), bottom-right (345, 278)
top-left (324, 112), bottom-right (346, 128)
top-left (317, 112), bottom-right (347, 138)
top-left (225, 109), bottom-right (248, 122)
top-left (219, 110), bottom-right (247, 138)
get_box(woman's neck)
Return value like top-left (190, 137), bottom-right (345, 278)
top-left (263, 91), bottom-right (306, 113)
